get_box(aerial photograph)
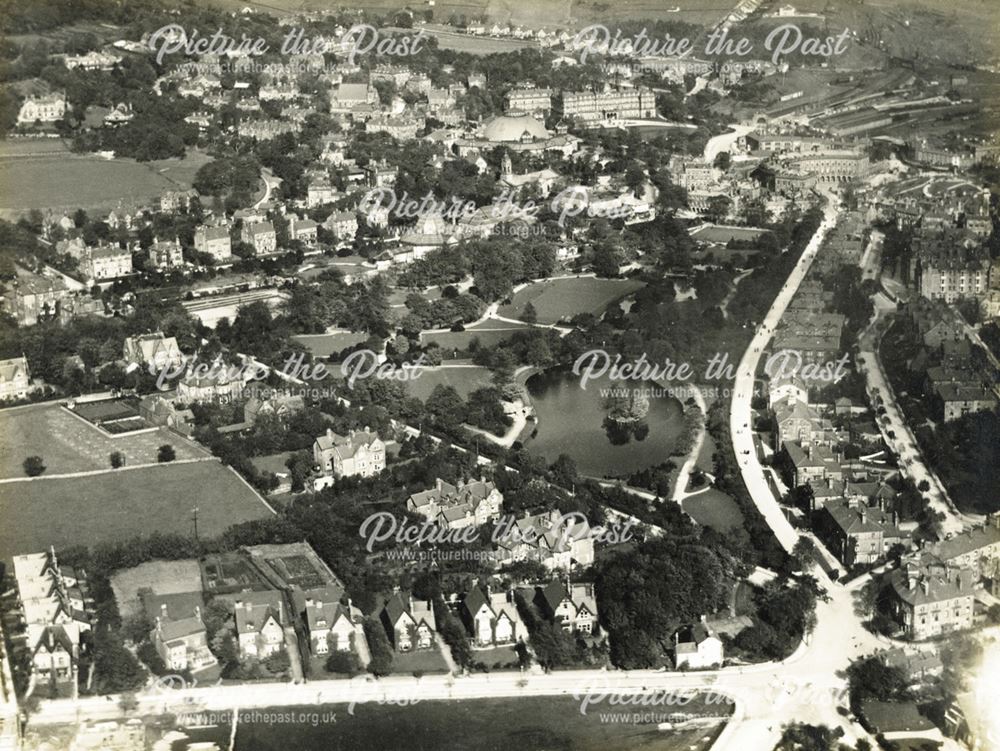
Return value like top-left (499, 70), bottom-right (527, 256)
top-left (0, 0), bottom-right (998, 749)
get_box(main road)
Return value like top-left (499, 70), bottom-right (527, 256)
top-left (729, 196), bottom-right (842, 553)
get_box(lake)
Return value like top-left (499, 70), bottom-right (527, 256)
top-left (522, 371), bottom-right (685, 478)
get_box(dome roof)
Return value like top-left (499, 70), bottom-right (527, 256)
top-left (481, 114), bottom-right (549, 143)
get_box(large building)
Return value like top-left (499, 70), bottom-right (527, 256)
top-left (17, 93), bottom-right (66, 124)
top-left (505, 86), bottom-right (553, 116)
top-left (241, 221), bottom-right (277, 255)
top-left (141, 590), bottom-right (217, 673)
top-left (313, 428), bottom-right (386, 480)
top-left (560, 87), bottom-right (656, 123)
top-left (887, 564), bottom-right (975, 640)
top-left (81, 245), bottom-right (132, 281)
top-left (194, 225), bottom-right (233, 261)
top-left (407, 478), bottom-right (503, 530)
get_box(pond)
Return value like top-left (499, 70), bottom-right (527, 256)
top-left (522, 370), bottom-right (685, 478)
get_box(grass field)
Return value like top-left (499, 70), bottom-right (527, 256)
top-left (0, 403), bottom-right (207, 478)
top-left (0, 145), bottom-right (212, 218)
top-left (682, 488), bottom-right (744, 533)
top-left (110, 559), bottom-right (204, 619)
top-left (210, 695), bottom-right (729, 751)
top-left (0, 461), bottom-right (273, 562)
top-left (420, 318), bottom-right (536, 351)
top-left (499, 277), bottom-right (645, 324)
top-left (404, 365), bottom-right (493, 401)
top-left (293, 331), bottom-right (370, 358)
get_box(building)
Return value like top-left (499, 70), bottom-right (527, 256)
top-left (325, 211), bottom-right (358, 242)
top-left (304, 591), bottom-right (363, 656)
top-left (313, 428), bottom-right (385, 479)
top-left (307, 177), bottom-right (338, 208)
top-left (141, 590), bottom-right (217, 673)
top-left (459, 585), bottom-right (524, 648)
top-left (17, 93), bottom-right (66, 124)
top-left (243, 388), bottom-right (305, 424)
top-left (887, 563), bottom-right (975, 640)
top-left (673, 618), bottom-right (724, 669)
top-left (12, 549), bottom-right (92, 693)
top-left (288, 216), bottom-right (318, 244)
top-left (379, 592), bottom-right (436, 652)
top-left (148, 239), bottom-right (184, 270)
top-left (177, 366), bottom-right (243, 403)
top-left (3, 266), bottom-right (73, 325)
top-left (241, 221), bottom-right (277, 255)
top-left (929, 515), bottom-right (1000, 579)
top-left (194, 225), bottom-right (233, 261)
top-left (0, 356), bottom-right (30, 401)
top-left (496, 510), bottom-right (595, 570)
top-left (536, 581), bottom-right (598, 634)
top-left (816, 501), bottom-right (905, 568)
top-left (561, 88), bottom-right (656, 123)
top-left (160, 189), bottom-right (199, 213)
top-left (123, 332), bottom-right (184, 372)
top-left (505, 86), bottom-right (553, 116)
top-left (64, 50), bottom-right (121, 70)
top-left (407, 478), bottom-right (503, 531)
top-left (81, 245), bottom-right (132, 281)
top-left (234, 591), bottom-right (285, 659)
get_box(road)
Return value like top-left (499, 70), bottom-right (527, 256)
top-left (703, 123), bottom-right (754, 166)
top-left (856, 295), bottom-right (968, 536)
top-left (729, 197), bottom-right (841, 554)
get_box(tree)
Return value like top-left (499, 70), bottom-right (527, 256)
top-left (713, 151), bottom-right (731, 171)
top-left (521, 301), bottom-right (538, 324)
top-left (157, 444), bottom-right (176, 462)
top-left (325, 651), bottom-right (361, 675)
top-left (23, 456), bottom-right (46, 476)
top-left (109, 451), bottom-right (125, 468)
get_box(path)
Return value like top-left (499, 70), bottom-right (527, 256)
top-left (671, 387), bottom-right (708, 503)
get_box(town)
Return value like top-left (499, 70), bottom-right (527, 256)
top-left (0, 0), bottom-right (999, 750)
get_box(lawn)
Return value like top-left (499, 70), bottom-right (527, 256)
top-left (404, 366), bottom-right (493, 401)
top-left (217, 695), bottom-right (728, 751)
top-left (391, 645), bottom-right (450, 675)
top-left (499, 277), bottom-right (645, 324)
top-left (0, 403), bottom-right (207, 478)
top-left (682, 488), bottom-right (745, 533)
top-left (0, 461), bottom-right (273, 562)
top-left (0, 147), bottom-right (212, 218)
top-left (292, 332), bottom-right (369, 358)
top-left (420, 318), bottom-right (536, 352)
top-left (110, 559), bottom-right (203, 619)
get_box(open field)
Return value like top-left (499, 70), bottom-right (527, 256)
top-left (404, 365), bottom-right (493, 401)
top-left (0, 403), bottom-right (208, 478)
top-left (420, 318), bottom-right (536, 351)
top-left (110, 559), bottom-right (204, 619)
top-left (292, 331), bottom-right (369, 358)
top-left (683, 487), bottom-right (744, 533)
top-left (499, 277), bottom-right (644, 324)
top-left (0, 144), bottom-right (212, 218)
top-left (187, 695), bottom-right (729, 751)
top-left (0, 461), bottom-right (273, 562)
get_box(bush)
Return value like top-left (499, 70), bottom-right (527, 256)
top-left (325, 651), bottom-right (361, 675)
top-left (157, 444), bottom-right (176, 462)
top-left (264, 647), bottom-right (291, 674)
top-left (110, 451), bottom-right (125, 468)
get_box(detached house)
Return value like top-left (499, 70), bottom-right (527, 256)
top-left (123, 332), bottom-right (184, 372)
top-left (194, 225), bottom-right (233, 261)
top-left (459, 585), bottom-right (524, 648)
top-left (304, 589), bottom-right (364, 656)
top-left (816, 501), bottom-right (906, 568)
top-left (234, 591), bottom-right (285, 659)
top-left (536, 581), bottom-right (598, 634)
top-left (379, 592), bottom-right (436, 652)
top-left (141, 590), bottom-right (217, 673)
top-left (241, 221), bottom-right (277, 255)
top-left (313, 428), bottom-right (385, 480)
top-left (0, 356), bottom-right (30, 401)
top-left (673, 617), bottom-right (724, 669)
top-left (407, 478), bottom-right (503, 531)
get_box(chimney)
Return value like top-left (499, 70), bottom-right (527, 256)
top-left (194, 605), bottom-right (201, 621)
top-left (859, 507), bottom-right (867, 524)
top-left (922, 580), bottom-right (929, 596)
top-left (161, 603), bottom-right (168, 619)
top-left (305, 598), bottom-right (314, 609)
